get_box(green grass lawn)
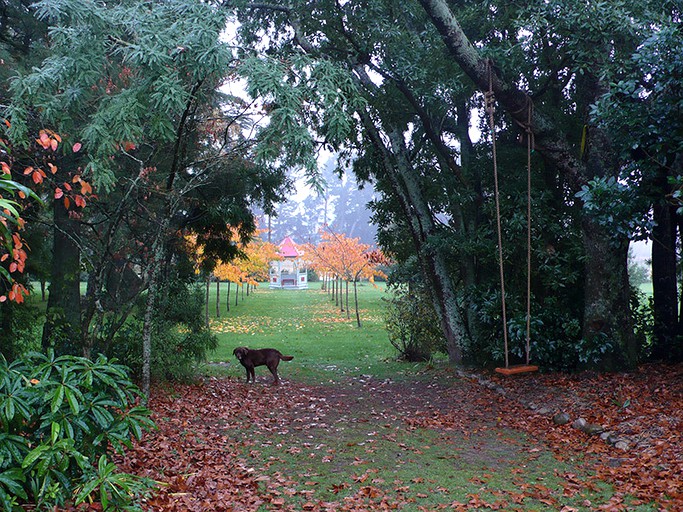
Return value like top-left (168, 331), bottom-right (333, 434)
top-left (639, 281), bottom-right (653, 296)
top-left (196, 281), bottom-right (660, 510)
top-left (204, 281), bottom-right (409, 382)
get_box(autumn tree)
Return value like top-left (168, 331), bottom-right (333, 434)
top-left (307, 230), bottom-right (386, 327)
top-left (187, 225), bottom-right (280, 320)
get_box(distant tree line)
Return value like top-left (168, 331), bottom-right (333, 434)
top-left (261, 155), bottom-right (378, 246)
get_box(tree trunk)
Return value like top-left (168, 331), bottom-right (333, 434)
top-left (0, 297), bottom-right (17, 360)
top-left (216, 279), bottom-right (221, 318)
top-left (205, 274), bottom-right (210, 327)
top-left (356, 104), bottom-right (467, 364)
top-left (141, 240), bottom-right (164, 402)
top-left (42, 196), bottom-right (82, 355)
top-left (226, 281), bottom-right (230, 312)
top-left (580, 109), bottom-right (638, 369)
top-left (651, 198), bottom-right (678, 360)
top-left (353, 279), bottom-right (362, 328)
top-left (345, 280), bottom-right (350, 319)
top-left (140, 207), bottom-right (173, 401)
top-left (581, 220), bottom-right (636, 369)
top-left (388, 130), bottom-right (467, 364)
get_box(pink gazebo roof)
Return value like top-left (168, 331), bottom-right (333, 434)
top-left (277, 236), bottom-right (301, 258)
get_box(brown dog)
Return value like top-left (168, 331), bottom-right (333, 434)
top-left (232, 347), bottom-right (294, 385)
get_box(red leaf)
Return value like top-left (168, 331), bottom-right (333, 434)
top-left (72, 142), bottom-right (82, 152)
top-left (54, 188), bottom-right (64, 199)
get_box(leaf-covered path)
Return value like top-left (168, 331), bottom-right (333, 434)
top-left (119, 364), bottom-right (682, 511)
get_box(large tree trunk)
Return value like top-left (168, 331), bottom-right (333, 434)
top-left (42, 196), bottom-right (82, 355)
top-left (582, 220), bottom-right (636, 369)
top-left (358, 109), bottom-right (467, 363)
top-left (651, 197), bottom-right (678, 360)
top-left (419, 0), bottom-right (637, 369)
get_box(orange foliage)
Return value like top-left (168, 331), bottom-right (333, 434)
top-left (185, 225), bottom-right (279, 286)
top-left (0, 127), bottom-right (90, 303)
top-left (306, 229), bottom-right (387, 283)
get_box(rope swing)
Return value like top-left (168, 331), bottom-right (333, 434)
top-left (486, 60), bottom-right (538, 376)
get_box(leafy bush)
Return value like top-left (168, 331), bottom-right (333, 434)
top-left (0, 352), bottom-right (155, 510)
top-left (632, 290), bottom-right (654, 360)
top-left (384, 284), bottom-right (446, 362)
top-left (467, 290), bottom-right (588, 370)
top-left (0, 300), bottom-right (41, 361)
top-left (108, 282), bottom-right (217, 381)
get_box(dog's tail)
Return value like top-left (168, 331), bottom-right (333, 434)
top-left (281, 355), bottom-right (294, 361)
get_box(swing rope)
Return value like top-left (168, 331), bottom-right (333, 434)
top-left (525, 100), bottom-right (534, 366)
top-left (486, 60), bottom-right (535, 369)
top-left (485, 60), bottom-right (509, 369)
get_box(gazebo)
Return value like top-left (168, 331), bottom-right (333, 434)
top-left (269, 236), bottom-right (308, 289)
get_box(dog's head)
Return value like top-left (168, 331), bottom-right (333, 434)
top-left (233, 346), bottom-right (248, 361)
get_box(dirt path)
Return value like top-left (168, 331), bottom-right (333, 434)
top-left (118, 365), bottom-right (682, 511)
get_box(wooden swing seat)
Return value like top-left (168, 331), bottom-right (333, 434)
top-left (495, 364), bottom-right (539, 376)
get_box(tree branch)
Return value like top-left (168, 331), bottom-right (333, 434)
top-left (417, 0), bottom-right (587, 190)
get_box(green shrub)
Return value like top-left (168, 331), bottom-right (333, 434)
top-left (0, 352), bottom-right (155, 510)
top-left (384, 284), bottom-right (446, 362)
top-left (108, 282), bottom-right (218, 382)
top-left (0, 301), bottom-right (41, 361)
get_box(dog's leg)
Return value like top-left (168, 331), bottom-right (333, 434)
top-left (248, 366), bottom-right (256, 383)
top-left (267, 362), bottom-right (280, 385)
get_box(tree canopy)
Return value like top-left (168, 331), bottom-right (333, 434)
top-left (228, 0), bottom-right (681, 369)
top-left (1, 0), bottom-right (681, 374)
